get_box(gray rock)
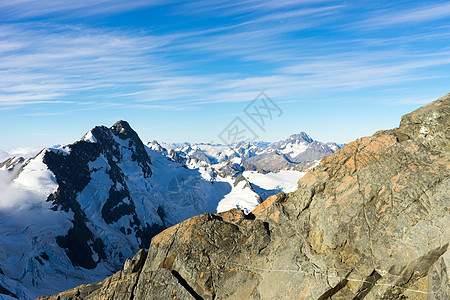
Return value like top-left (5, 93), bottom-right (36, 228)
top-left (123, 249), bottom-right (148, 274)
top-left (397, 93), bottom-right (449, 151)
top-left (0, 156), bottom-right (24, 171)
top-left (275, 159), bottom-right (320, 172)
top-left (246, 151), bottom-right (291, 171)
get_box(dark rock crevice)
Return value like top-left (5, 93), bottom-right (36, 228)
top-left (352, 270), bottom-right (382, 300)
top-left (0, 283), bottom-right (19, 299)
top-left (318, 271), bottom-right (352, 300)
top-left (381, 243), bottom-right (448, 299)
top-left (127, 250), bottom-right (148, 300)
top-left (171, 270), bottom-right (204, 300)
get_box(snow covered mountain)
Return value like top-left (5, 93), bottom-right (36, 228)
top-left (0, 121), bottom-right (314, 299)
top-left (159, 131), bottom-right (343, 172)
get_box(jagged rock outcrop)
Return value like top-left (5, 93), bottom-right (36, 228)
top-left (40, 94), bottom-right (449, 299)
top-left (0, 156), bottom-right (25, 172)
top-left (0, 156), bottom-right (26, 180)
top-left (276, 159), bottom-right (320, 172)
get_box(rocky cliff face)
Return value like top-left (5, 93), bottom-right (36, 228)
top-left (40, 94), bottom-right (449, 299)
top-left (43, 120), bottom-right (158, 270)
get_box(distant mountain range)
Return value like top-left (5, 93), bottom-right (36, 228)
top-left (151, 131), bottom-right (344, 173)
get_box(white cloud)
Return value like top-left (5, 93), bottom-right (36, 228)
top-left (176, 0), bottom-right (332, 16)
top-left (0, 0), bottom-right (168, 20)
top-left (0, 169), bottom-right (39, 210)
top-left (0, 23), bottom-right (179, 108)
top-left (0, 1), bottom-right (449, 115)
top-left (356, 2), bottom-right (450, 28)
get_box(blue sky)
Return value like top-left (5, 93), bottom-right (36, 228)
top-left (1, 0), bottom-right (449, 149)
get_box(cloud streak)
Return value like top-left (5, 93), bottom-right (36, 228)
top-left (0, 0), bottom-right (449, 114)
top-left (356, 2), bottom-right (450, 28)
top-left (0, 0), bottom-right (168, 20)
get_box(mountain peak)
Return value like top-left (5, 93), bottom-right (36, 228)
top-left (41, 120), bottom-right (152, 270)
top-left (288, 132), bottom-right (314, 143)
top-left (111, 120), bottom-right (135, 138)
top-left (112, 119), bottom-right (131, 128)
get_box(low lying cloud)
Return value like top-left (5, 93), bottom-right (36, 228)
top-left (0, 169), bottom-right (47, 211)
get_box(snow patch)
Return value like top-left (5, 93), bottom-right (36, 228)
top-left (50, 145), bottom-right (71, 156)
top-left (216, 179), bottom-right (260, 214)
top-left (83, 130), bottom-right (98, 143)
top-left (89, 153), bottom-right (110, 172)
top-left (279, 142), bottom-right (309, 157)
top-left (0, 153), bottom-right (75, 300)
top-left (244, 170), bottom-right (306, 199)
top-left (13, 151), bottom-right (58, 197)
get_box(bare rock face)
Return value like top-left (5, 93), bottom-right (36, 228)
top-left (0, 156), bottom-right (24, 172)
top-left (40, 94), bottom-right (449, 299)
top-left (397, 94), bottom-right (449, 152)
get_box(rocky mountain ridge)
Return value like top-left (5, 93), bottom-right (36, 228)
top-left (41, 94), bottom-right (449, 299)
top-left (157, 132), bottom-right (343, 174)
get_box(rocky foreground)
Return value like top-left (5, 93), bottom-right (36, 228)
top-left (40, 94), bottom-right (449, 299)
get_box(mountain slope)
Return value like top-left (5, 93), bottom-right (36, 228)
top-left (41, 94), bottom-right (449, 299)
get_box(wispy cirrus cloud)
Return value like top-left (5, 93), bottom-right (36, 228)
top-left (0, 2), bottom-right (347, 110)
top-left (356, 2), bottom-right (450, 28)
top-left (175, 0), bottom-right (333, 16)
top-left (1, 0), bottom-right (449, 113)
top-left (0, 0), bottom-right (169, 20)
top-left (279, 51), bottom-right (450, 84)
top-left (0, 0), bottom-right (449, 148)
top-left (0, 23), bottom-right (176, 107)
top-left (244, 5), bottom-right (344, 24)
